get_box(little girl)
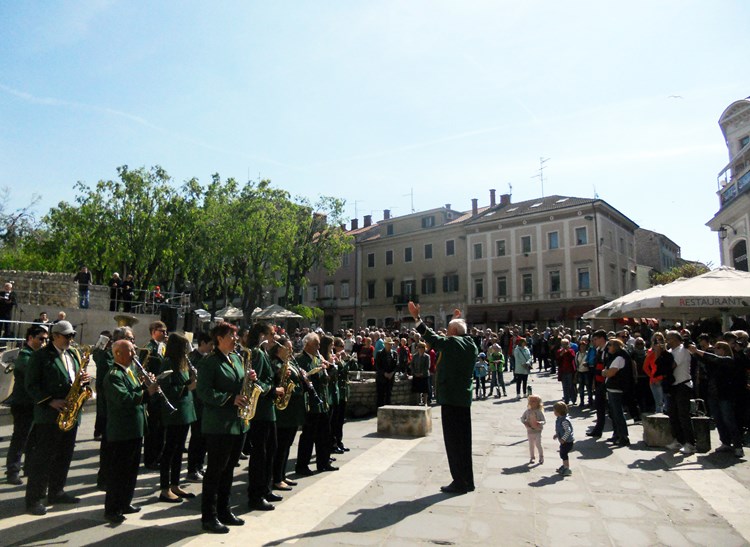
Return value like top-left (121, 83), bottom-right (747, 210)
top-left (520, 394), bottom-right (545, 463)
top-left (474, 353), bottom-right (489, 399)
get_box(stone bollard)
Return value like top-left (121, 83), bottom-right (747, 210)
top-left (377, 405), bottom-right (432, 437)
top-left (642, 413), bottom-right (674, 447)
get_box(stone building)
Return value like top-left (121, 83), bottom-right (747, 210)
top-left (634, 228), bottom-right (681, 273)
top-left (707, 97), bottom-right (750, 272)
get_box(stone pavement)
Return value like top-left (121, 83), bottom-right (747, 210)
top-left (1, 370), bottom-right (749, 546)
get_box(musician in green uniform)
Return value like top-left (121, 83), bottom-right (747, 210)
top-left (5, 325), bottom-right (48, 485)
top-left (245, 322), bottom-right (285, 511)
top-left (158, 332), bottom-right (197, 503)
top-left (103, 339), bottom-right (158, 523)
top-left (271, 337), bottom-right (305, 490)
top-left (24, 321), bottom-right (89, 515)
top-left (197, 322), bottom-right (255, 534)
top-left (295, 332), bottom-right (336, 475)
top-left (141, 320), bottom-right (167, 470)
top-left (186, 332), bottom-right (213, 482)
top-left (331, 337), bottom-right (353, 453)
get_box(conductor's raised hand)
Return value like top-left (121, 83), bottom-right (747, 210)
top-left (408, 301), bottom-right (420, 320)
top-left (452, 308), bottom-right (462, 319)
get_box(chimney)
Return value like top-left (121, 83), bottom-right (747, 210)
top-left (340, 223), bottom-right (346, 231)
top-left (471, 198), bottom-right (478, 216)
top-left (364, 214), bottom-right (372, 227)
top-left (490, 189), bottom-right (496, 207)
top-left (445, 203), bottom-right (451, 210)
top-left (383, 209), bottom-right (391, 220)
top-left (500, 193), bottom-right (511, 206)
top-left (351, 218), bottom-right (359, 230)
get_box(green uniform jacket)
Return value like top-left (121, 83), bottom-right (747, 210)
top-left (337, 356), bottom-right (354, 403)
top-left (8, 345), bottom-right (34, 406)
top-left (328, 360), bottom-right (340, 407)
top-left (160, 358), bottom-right (197, 426)
top-left (296, 351), bottom-right (328, 414)
top-left (139, 339), bottom-right (164, 375)
top-left (25, 343), bottom-right (82, 425)
top-left (197, 350), bottom-right (249, 436)
top-left (188, 349), bottom-right (205, 419)
top-left (250, 348), bottom-right (276, 423)
top-left (104, 364), bottom-right (147, 442)
top-left (93, 348), bottom-right (113, 420)
top-left (417, 323), bottom-right (477, 407)
top-left (272, 357), bottom-right (306, 428)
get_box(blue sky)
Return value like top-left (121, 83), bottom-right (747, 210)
top-left (1, 1), bottom-right (748, 266)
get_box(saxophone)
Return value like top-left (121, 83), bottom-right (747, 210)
top-left (57, 336), bottom-right (107, 432)
top-left (237, 347), bottom-right (262, 426)
top-left (274, 354), bottom-right (295, 411)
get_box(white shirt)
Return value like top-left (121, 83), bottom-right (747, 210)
top-left (55, 345), bottom-right (76, 382)
top-left (669, 344), bottom-right (693, 386)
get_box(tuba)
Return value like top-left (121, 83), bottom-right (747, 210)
top-left (237, 346), bottom-right (262, 425)
top-left (57, 335), bottom-right (108, 431)
top-left (274, 351), bottom-right (295, 411)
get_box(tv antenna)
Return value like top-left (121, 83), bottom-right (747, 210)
top-left (402, 188), bottom-right (415, 213)
top-left (531, 157), bottom-right (550, 197)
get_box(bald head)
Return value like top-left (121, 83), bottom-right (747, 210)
top-left (112, 339), bottom-right (135, 366)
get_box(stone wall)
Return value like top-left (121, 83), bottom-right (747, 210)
top-left (346, 371), bottom-right (420, 418)
top-left (0, 270), bottom-right (79, 308)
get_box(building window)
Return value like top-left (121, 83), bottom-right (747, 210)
top-left (367, 281), bottom-right (376, 299)
top-left (385, 250), bottom-right (393, 265)
top-left (619, 237), bottom-right (625, 254)
top-left (548, 231), bottom-right (559, 250)
top-left (421, 215), bottom-right (435, 228)
top-left (324, 283), bottom-right (334, 298)
top-left (422, 277), bottom-right (436, 295)
top-left (310, 285), bottom-right (319, 301)
top-left (443, 274), bottom-right (459, 293)
top-left (446, 239), bottom-right (455, 256)
top-left (522, 273), bottom-right (533, 295)
top-left (741, 135), bottom-right (750, 148)
top-left (473, 243), bottom-right (483, 260)
top-left (496, 276), bottom-right (507, 297)
top-left (401, 280), bottom-right (416, 296)
top-left (340, 282), bottom-right (349, 299)
top-left (385, 279), bottom-right (394, 298)
top-left (496, 240), bottom-right (506, 256)
top-left (404, 247), bottom-right (413, 262)
top-left (424, 243), bottom-right (433, 260)
top-left (386, 224), bottom-right (394, 236)
top-left (549, 270), bottom-right (561, 293)
top-left (521, 235), bottom-right (532, 254)
top-left (474, 278), bottom-right (484, 299)
top-left (575, 227), bottom-right (588, 245)
top-left (340, 315), bottom-right (354, 329)
top-left (342, 253), bottom-right (350, 267)
top-left (578, 268), bottom-right (590, 290)
top-left (367, 253), bottom-right (375, 267)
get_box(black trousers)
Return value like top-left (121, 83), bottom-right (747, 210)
top-left (515, 374), bottom-right (528, 396)
top-left (330, 400), bottom-right (346, 447)
top-left (187, 419), bottom-right (206, 474)
top-left (247, 420), bottom-right (277, 501)
top-left (143, 403), bottom-right (164, 467)
top-left (296, 412), bottom-right (331, 471)
top-left (6, 405), bottom-right (33, 476)
top-left (273, 426), bottom-right (298, 483)
top-left (592, 382), bottom-right (607, 433)
top-left (202, 433), bottom-right (244, 522)
top-left (25, 423), bottom-right (77, 506)
top-left (104, 437), bottom-right (142, 514)
top-left (161, 424), bottom-right (190, 489)
top-left (98, 431), bottom-right (112, 489)
top-left (441, 405), bottom-right (474, 488)
top-left (668, 383), bottom-right (696, 445)
top-left (376, 380), bottom-right (393, 407)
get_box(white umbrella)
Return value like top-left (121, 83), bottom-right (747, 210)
top-left (612, 267), bottom-right (750, 320)
top-left (253, 304), bottom-right (303, 320)
top-left (582, 290), bottom-right (645, 320)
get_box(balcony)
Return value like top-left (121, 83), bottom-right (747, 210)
top-left (719, 170), bottom-right (750, 208)
top-left (317, 296), bottom-right (337, 308)
top-left (393, 294), bottom-right (418, 309)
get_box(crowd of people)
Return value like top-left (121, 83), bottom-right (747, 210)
top-left (4, 306), bottom-right (749, 533)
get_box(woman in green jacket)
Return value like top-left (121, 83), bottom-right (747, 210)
top-left (159, 333), bottom-right (197, 503)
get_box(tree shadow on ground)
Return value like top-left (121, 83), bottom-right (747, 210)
top-left (262, 492), bottom-right (447, 546)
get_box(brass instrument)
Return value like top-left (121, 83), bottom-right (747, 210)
top-left (114, 314), bottom-right (139, 328)
top-left (57, 335), bottom-right (108, 431)
top-left (237, 346), bottom-right (262, 425)
top-left (133, 355), bottom-right (178, 414)
top-left (274, 353), bottom-right (295, 411)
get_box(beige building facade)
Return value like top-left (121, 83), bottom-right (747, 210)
top-left (707, 97), bottom-right (750, 272)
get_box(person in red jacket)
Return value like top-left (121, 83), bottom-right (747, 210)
top-left (556, 339), bottom-right (577, 404)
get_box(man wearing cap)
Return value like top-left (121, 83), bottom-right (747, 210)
top-left (24, 321), bottom-right (89, 515)
top-left (374, 336), bottom-right (397, 407)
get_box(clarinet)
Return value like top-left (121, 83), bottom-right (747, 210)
top-left (133, 356), bottom-right (177, 414)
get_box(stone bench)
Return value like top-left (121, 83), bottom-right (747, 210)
top-left (377, 405), bottom-right (432, 437)
top-left (642, 412), bottom-right (711, 453)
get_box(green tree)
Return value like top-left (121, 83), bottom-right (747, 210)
top-left (650, 262), bottom-right (710, 286)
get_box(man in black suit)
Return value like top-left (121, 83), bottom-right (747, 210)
top-left (374, 337), bottom-right (397, 407)
top-left (0, 281), bottom-right (17, 342)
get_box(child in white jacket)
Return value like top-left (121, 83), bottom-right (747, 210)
top-left (521, 395), bottom-right (545, 464)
